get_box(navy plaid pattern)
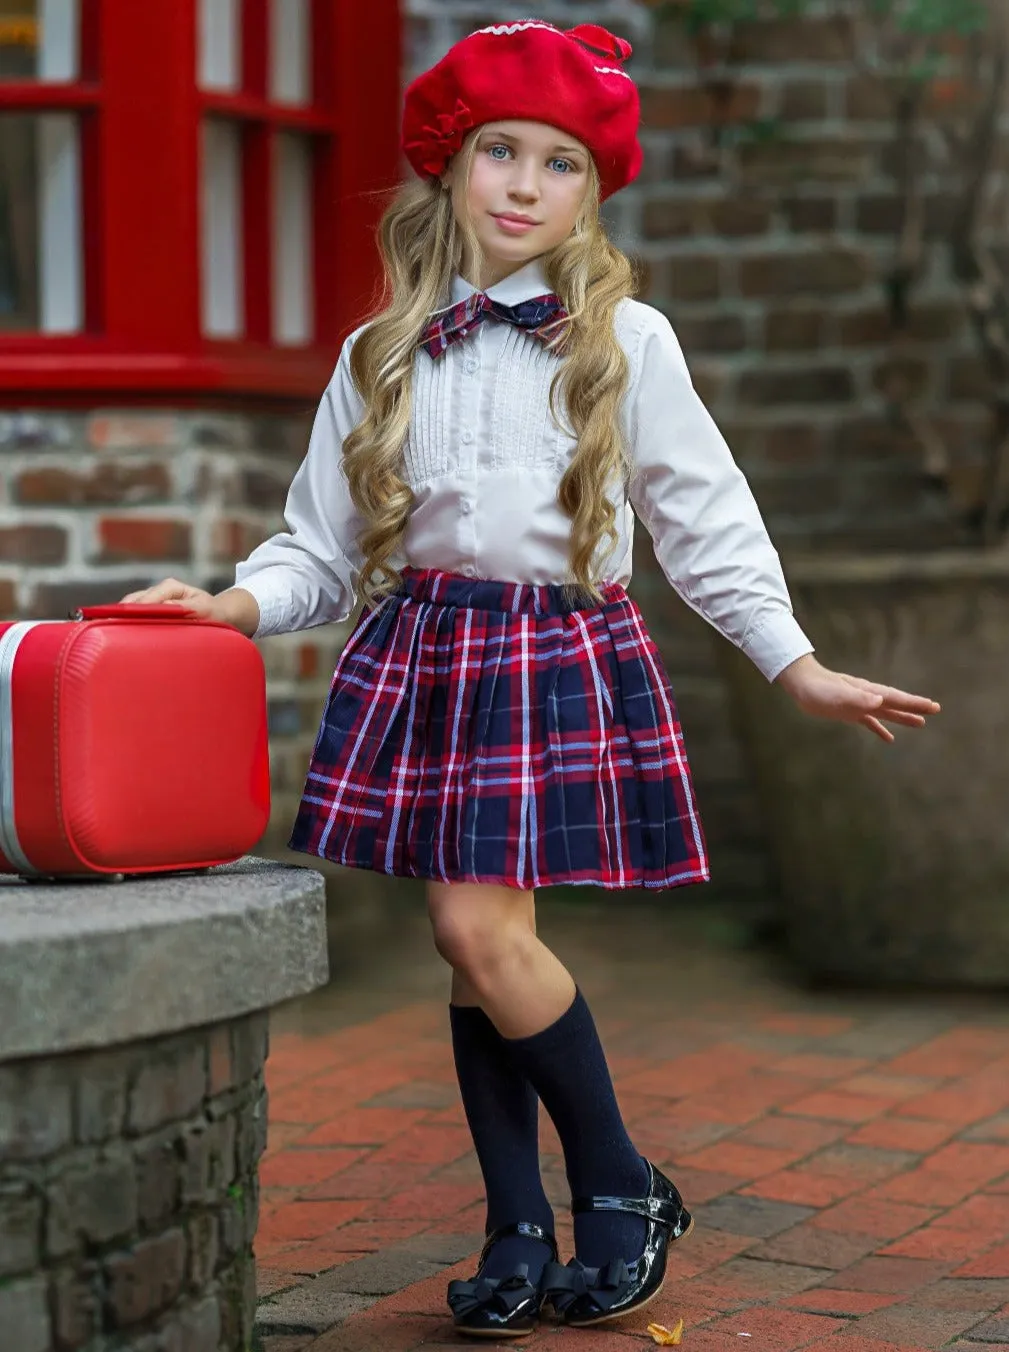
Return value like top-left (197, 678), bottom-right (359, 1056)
top-left (419, 292), bottom-right (568, 359)
top-left (289, 566), bottom-right (709, 891)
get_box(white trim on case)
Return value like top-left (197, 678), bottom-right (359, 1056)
top-left (0, 622), bottom-right (45, 874)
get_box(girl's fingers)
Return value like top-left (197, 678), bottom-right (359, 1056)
top-left (878, 709), bottom-right (927, 728)
top-left (841, 674), bottom-right (940, 714)
top-left (861, 714), bottom-right (895, 743)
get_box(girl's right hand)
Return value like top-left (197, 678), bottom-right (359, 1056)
top-left (121, 578), bottom-right (219, 617)
top-left (119, 580), bottom-right (261, 637)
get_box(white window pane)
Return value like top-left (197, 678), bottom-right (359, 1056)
top-left (0, 111), bottom-right (81, 332)
top-left (269, 0), bottom-right (310, 105)
top-left (273, 133), bottom-right (312, 345)
top-left (201, 119), bottom-right (244, 339)
top-left (38, 113), bottom-right (81, 331)
top-left (198, 0), bottom-right (241, 93)
top-left (0, 0), bottom-right (78, 81)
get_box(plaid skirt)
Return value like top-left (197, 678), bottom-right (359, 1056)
top-left (289, 566), bottom-right (709, 891)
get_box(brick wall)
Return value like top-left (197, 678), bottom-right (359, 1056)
top-left (0, 1011), bottom-right (268, 1352)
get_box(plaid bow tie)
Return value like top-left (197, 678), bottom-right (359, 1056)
top-left (419, 291), bottom-right (568, 359)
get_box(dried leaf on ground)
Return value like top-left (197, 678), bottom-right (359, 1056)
top-left (647, 1319), bottom-right (684, 1345)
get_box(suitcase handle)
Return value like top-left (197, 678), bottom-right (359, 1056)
top-left (70, 604), bottom-right (199, 622)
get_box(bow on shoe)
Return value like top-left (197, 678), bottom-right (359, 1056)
top-left (542, 1257), bottom-right (631, 1315)
top-left (447, 1265), bottom-right (534, 1320)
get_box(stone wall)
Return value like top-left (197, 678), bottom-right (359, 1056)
top-left (0, 1011), bottom-right (268, 1352)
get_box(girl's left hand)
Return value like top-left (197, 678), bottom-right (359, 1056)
top-left (775, 654), bottom-right (941, 743)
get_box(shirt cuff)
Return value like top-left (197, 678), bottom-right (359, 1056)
top-left (740, 610), bottom-right (815, 683)
top-left (233, 572), bottom-right (289, 639)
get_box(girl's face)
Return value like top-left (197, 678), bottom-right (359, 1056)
top-left (446, 120), bottom-right (592, 288)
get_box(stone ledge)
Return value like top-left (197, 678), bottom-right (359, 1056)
top-left (0, 858), bottom-right (327, 1060)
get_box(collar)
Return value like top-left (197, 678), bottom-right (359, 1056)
top-left (449, 257), bottom-right (552, 307)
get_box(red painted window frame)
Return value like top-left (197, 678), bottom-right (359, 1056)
top-left (0, 0), bottom-right (401, 402)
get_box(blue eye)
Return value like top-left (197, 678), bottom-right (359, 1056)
top-left (488, 144), bottom-right (511, 160)
top-left (550, 158), bottom-right (574, 174)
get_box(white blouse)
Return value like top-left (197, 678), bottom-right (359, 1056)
top-left (235, 258), bottom-right (814, 682)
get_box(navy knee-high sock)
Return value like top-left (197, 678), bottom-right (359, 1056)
top-left (505, 989), bottom-right (649, 1269)
top-left (449, 1004), bottom-right (555, 1281)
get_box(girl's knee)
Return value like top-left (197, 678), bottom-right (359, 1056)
top-left (427, 884), bottom-right (525, 983)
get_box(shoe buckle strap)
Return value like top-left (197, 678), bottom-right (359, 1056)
top-left (571, 1192), bottom-right (683, 1227)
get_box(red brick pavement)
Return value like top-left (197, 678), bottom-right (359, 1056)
top-left (255, 905), bottom-right (1009, 1350)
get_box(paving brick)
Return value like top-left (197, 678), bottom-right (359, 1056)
top-left (677, 1140), bottom-right (803, 1178)
top-left (804, 1142), bottom-right (920, 1183)
top-left (847, 1116), bottom-right (959, 1152)
top-left (299, 1109), bottom-right (431, 1147)
top-left (879, 1226), bottom-right (998, 1262)
top-left (968, 1316), bottom-right (1009, 1342)
top-left (256, 1284), bottom-right (373, 1334)
top-left (733, 1116), bottom-right (850, 1154)
top-left (918, 1277), bottom-right (1009, 1310)
top-left (782, 1287), bottom-right (903, 1315)
top-left (822, 1255), bottom-right (954, 1293)
top-left (694, 1194), bottom-right (816, 1237)
top-left (257, 1200), bottom-right (371, 1245)
top-left (704, 1305), bottom-right (845, 1346)
top-left (364, 1081), bottom-right (457, 1111)
top-left (771, 1053), bottom-right (872, 1080)
top-left (740, 1166), bottom-right (863, 1207)
top-left (850, 1301), bottom-right (989, 1347)
top-left (747, 1222), bottom-right (879, 1269)
top-left (259, 1147), bottom-right (368, 1190)
top-left (954, 1242), bottom-right (1009, 1278)
top-left (788, 1090), bottom-right (889, 1123)
top-left (868, 1168), bottom-right (975, 1207)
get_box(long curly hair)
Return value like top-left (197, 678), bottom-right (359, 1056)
top-left (343, 135), bottom-right (638, 609)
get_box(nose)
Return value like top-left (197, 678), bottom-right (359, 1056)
top-left (507, 155), bottom-right (541, 205)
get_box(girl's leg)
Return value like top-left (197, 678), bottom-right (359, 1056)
top-left (429, 883), bottom-right (648, 1269)
top-left (436, 883), bottom-right (555, 1282)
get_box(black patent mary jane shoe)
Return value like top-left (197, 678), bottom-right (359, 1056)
top-left (447, 1221), bottom-right (558, 1339)
top-left (541, 1160), bottom-right (692, 1328)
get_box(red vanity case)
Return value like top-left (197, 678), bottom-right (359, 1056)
top-left (0, 605), bottom-right (271, 878)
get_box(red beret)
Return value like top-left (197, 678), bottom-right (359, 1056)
top-left (402, 21), bottom-right (642, 201)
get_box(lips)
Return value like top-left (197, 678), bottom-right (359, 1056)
top-left (493, 214), bottom-right (539, 226)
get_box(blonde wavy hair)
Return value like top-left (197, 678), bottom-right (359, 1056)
top-left (344, 133), bottom-right (637, 609)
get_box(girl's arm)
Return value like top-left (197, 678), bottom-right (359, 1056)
top-left (623, 307), bottom-right (939, 740)
top-left (233, 336), bottom-right (367, 638)
top-left (122, 335), bottom-right (367, 638)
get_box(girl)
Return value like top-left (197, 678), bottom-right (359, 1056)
top-left (124, 19), bottom-right (940, 1339)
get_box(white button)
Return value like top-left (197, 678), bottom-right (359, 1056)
top-left (461, 429), bottom-right (474, 445)
top-left (462, 564), bottom-right (476, 577)
top-left (464, 359), bottom-right (478, 374)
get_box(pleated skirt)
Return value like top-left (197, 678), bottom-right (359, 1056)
top-left (289, 566), bottom-right (709, 891)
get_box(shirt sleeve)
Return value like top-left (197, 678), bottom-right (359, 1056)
top-left (233, 335), bottom-right (367, 639)
top-left (622, 305), bottom-right (814, 683)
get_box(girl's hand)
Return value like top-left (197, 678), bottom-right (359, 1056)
top-left (775, 654), bottom-right (941, 744)
top-left (121, 578), bottom-right (220, 617)
top-left (120, 580), bottom-right (260, 637)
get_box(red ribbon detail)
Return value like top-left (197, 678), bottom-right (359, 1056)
top-left (407, 99), bottom-right (475, 176)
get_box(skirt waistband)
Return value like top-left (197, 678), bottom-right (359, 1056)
top-left (395, 566), bottom-right (626, 617)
